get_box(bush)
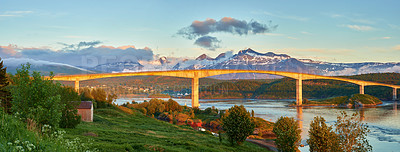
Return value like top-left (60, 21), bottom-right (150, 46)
top-left (58, 86), bottom-right (81, 128)
top-left (272, 116), bottom-right (301, 152)
top-left (9, 64), bottom-right (63, 127)
top-left (221, 105), bottom-right (255, 145)
top-left (164, 99), bottom-right (182, 112)
top-left (307, 116), bottom-right (339, 152)
top-left (335, 111), bottom-right (372, 152)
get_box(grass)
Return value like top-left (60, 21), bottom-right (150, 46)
top-left (0, 110), bottom-right (94, 152)
top-left (64, 106), bottom-right (269, 152)
top-left (302, 94), bottom-right (382, 106)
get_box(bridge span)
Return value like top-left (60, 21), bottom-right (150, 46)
top-left (49, 69), bottom-right (400, 107)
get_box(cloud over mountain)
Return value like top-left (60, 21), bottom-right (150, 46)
top-left (177, 17), bottom-right (277, 50)
top-left (0, 41), bottom-right (154, 67)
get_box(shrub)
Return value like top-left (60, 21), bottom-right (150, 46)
top-left (221, 105), bottom-right (255, 145)
top-left (273, 116), bottom-right (301, 152)
top-left (58, 86), bottom-right (81, 128)
top-left (335, 111), bottom-right (372, 152)
top-left (307, 116), bottom-right (339, 152)
top-left (9, 64), bottom-right (63, 127)
top-left (164, 99), bottom-right (182, 112)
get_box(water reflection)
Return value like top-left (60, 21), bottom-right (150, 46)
top-left (297, 106), bottom-right (303, 129)
top-left (359, 108), bottom-right (365, 121)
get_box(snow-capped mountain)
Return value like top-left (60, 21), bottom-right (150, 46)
top-left (90, 61), bottom-right (144, 73)
top-left (170, 48), bottom-right (400, 78)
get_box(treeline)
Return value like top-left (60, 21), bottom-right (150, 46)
top-left (80, 87), bottom-right (117, 108)
top-left (199, 73), bottom-right (400, 100)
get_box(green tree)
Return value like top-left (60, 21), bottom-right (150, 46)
top-left (0, 58), bottom-right (12, 113)
top-left (221, 105), bottom-right (255, 145)
top-left (10, 64), bottom-right (63, 127)
top-left (272, 116), bottom-right (301, 152)
top-left (335, 111), bottom-right (372, 152)
top-left (58, 86), bottom-right (81, 128)
top-left (307, 116), bottom-right (339, 152)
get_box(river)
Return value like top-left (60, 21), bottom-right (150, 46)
top-left (115, 98), bottom-right (400, 152)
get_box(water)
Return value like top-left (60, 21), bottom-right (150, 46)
top-left (116, 98), bottom-right (400, 151)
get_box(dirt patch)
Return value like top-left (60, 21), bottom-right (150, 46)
top-left (83, 132), bottom-right (98, 137)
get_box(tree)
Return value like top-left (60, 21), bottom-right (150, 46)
top-left (10, 64), bottom-right (63, 127)
top-left (307, 116), bottom-right (339, 152)
top-left (221, 105), bottom-right (255, 145)
top-left (335, 111), bottom-right (372, 152)
top-left (273, 116), bottom-right (301, 152)
top-left (0, 58), bottom-right (12, 113)
top-left (58, 86), bottom-right (81, 128)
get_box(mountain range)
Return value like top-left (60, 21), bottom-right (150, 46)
top-left (3, 48), bottom-right (400, 79)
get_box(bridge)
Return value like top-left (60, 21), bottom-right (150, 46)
top-left (49, 69), bottom-right (400, 107)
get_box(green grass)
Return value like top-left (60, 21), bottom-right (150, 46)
top-left (64, 107), bottom-right (269, 152)
top-left (304, 94), bottom-right (382, 106)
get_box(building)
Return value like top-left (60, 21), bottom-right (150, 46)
top-left (77, 101), bottom-right (93, 122)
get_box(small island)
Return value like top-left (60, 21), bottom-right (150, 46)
top-left (291, 94), bottom-right (383, 108)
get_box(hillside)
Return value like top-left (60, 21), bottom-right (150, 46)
top-left (64, 107), bottom-right (267, 152)
top-left (203, 73), bottom-right (400, 100)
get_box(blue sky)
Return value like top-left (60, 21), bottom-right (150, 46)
top-left (1, 0), bottom-right (400, 63)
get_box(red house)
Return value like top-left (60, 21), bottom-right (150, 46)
top-left (77, 101), bottom-right (93, 122)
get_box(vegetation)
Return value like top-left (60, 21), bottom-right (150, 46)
top-left (306, 112), bottom-right (372, 152)
top-left (0, 109), bottom-right (95, 151)
top-left (272, 116), bottom-right (301, 152)
top-left (335, 111), bottom-right (372, 152)
top-left (301, 94), bottom-right (383, 107)
top-left (0, 63), bottom-right (94, 151)
top-left (64, 106), bottom-right (268, 152)
top-left (58, 86), bottom-right (81, 128)
top-left (80, 87), bottom-right (117, 108)
top-left (221, 105), bottom-right (255, 145)
top-left (0, 58), bottom-right (12, 114)
top-left (9, 64), bottom-right (63, 127)
top-left (307, 116), bottom-right (339, 152)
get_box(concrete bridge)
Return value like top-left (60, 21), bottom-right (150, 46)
top-left (49, 69), bottom-right (400, 107)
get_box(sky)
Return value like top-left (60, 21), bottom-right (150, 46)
top-left (1, 0), bottom-right (400, 63)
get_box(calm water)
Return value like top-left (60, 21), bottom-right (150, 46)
top-left (116, 98), bottom-right (400, 152)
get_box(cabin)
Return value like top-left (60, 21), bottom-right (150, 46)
top-left (77, 101), bottom-right (93, 122)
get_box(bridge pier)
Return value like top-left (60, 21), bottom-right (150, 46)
top-left (191, 72), bottom-right (199, 108)
top-left (359, 84), bottom-right (364, 94)
top-left (75, 80), bottom-right (80, 92)
top-left (394, 88), bottom-right (398, 101)
top-left (296, 78), bottom-right (302, 106)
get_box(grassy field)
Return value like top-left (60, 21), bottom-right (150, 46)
top-left (64, 107), bottom-right (269, 152)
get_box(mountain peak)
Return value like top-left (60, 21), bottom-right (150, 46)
top-left (196, 54), bottom-right (214, 60)
top-left (215, 53), bottom-right (226, 60)
top-left (159, 56), bottom-right (169, 64)
top-left (237, 48), bottom-right (290, 58)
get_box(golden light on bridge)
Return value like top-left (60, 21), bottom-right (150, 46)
top-left (47, 69), bottom-right (400, 108)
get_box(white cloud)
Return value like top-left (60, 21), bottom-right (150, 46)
top-left (0, 10), bottom-right (33, 17)
top-left (345, 24), bottom-right (374, 31)
top-left (300, 31), bottom-right (312, 35)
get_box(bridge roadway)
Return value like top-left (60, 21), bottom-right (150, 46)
top-left (48, 69), bottom-right (400, 107)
